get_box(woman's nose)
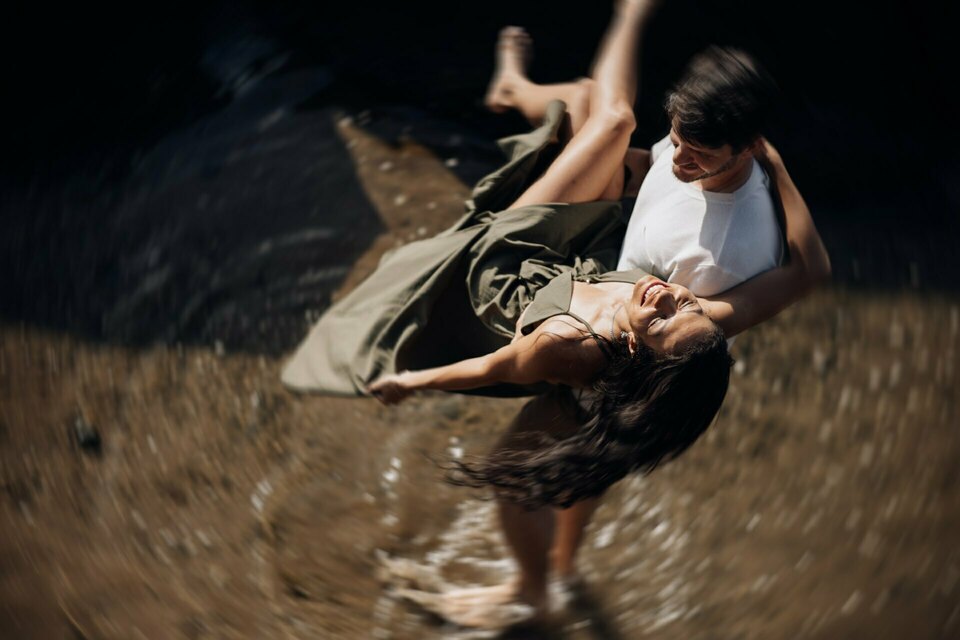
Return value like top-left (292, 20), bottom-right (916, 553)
top-left (654, 290), bottom-right (678, 314)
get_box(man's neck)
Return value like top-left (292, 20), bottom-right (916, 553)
top-left (697, 156), bottom-right (754, 194)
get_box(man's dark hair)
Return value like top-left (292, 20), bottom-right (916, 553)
top-left (665, 46), bottom-right (778, 152)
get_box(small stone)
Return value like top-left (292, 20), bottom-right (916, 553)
top-left (859, 443), bottom-right (874, 467)
top-left (593, 522), bottom-right (616, 549)
top-left (889, 361), bottom-right (902, 387)
top-left (841, 590), bottom-right (863, 615)
top-left (379, 161), bottom-right (394, 172)
top-left (393, 194), bottom-right (407, 206)
top-left (444, 157), bottom-right (459, 168)
top-left (72, 415), bottom-right (101, 455)
top-left (214, 340), bottom-right (225, 357)
top-left (812, 347), bottom-right (829, 375)
top-left (380, 513), bottom-right (399, 528)
top-left (889, 321), bottom-right (904, 349)
top-left (434, 397), bottom-right (462, 420)
top-left (195, 529), bottom-right (212, 547)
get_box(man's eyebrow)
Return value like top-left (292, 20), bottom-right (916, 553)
top-left (671, 135), bottom-right (711, 154)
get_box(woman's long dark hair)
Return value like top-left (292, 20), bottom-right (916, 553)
top-left (446, 326), bottom-right (733, 509)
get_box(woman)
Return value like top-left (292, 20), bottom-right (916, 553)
top-left (360, 0), bottom-right (826, 503)
top-left (284, 0), bottom-right (738, 501)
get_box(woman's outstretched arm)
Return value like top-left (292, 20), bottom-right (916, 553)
top-left (699, 140), bottom-right (831, 337)
top-left (366, 321), bottom-right (590, 404)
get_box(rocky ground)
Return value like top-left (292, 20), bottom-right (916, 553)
top-left (2, 108), bottom-right (959, 640)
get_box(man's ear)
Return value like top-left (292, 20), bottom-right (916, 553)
top-left (744, 137), bottom-right (764, 156)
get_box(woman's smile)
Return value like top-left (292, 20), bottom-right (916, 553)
top-left (638, 279), bottom-right (668, 305)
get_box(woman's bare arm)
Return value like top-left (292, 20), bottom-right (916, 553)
top-left (699, 140), bottom-right (831, 338)
top-left (367, 321), bottom-right (587, 404)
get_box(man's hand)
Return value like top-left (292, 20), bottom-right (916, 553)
top-left (367, 372), bottom-right (414, 405)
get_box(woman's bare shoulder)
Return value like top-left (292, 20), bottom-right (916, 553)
top-left (527, 317), bottom-right (609, 386)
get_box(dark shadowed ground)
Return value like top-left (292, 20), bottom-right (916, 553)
top-left (1, 1), bottom-right (958, 638)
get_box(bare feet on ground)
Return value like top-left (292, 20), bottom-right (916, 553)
top-left (484, 26), bottom-right (533, 113)
top-left (379, 553), bottom-right (546, 629)
top-left (395, 581), bottom-right (542, 629)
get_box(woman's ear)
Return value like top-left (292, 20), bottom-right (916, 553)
top-left (627, 331), bottom-right (638, 356)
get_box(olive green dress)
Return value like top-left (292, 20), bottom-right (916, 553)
top-left (281, 100), bottom-right (630, 397)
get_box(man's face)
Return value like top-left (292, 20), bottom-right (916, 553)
top-left (668, 125), bottom-right (742, 184)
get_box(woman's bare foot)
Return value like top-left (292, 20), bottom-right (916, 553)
top-left (395, 578), bottom-right (547, 630)
top-left (484, 26), bottom-right (533, 113)
top-left (378, 553), bottom-right (547, 629)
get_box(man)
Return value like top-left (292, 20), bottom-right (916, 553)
top-left (617, 46), bottom-right (782, 296)
top-left (552, 44), bottom-right (785, 586)
top-left (483, 20), bottom-right (786, 607)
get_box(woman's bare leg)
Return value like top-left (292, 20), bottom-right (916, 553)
top-left (485, 27), bottom-right (594, 136)
top-left (486, 24), bottom-right (652, 200)
top-left (404, 393), bottom-right (576, 628)
top-left (508, 0), bottom-right (656, 210)
top-left (497, 501), bottom-right (553, 612)
top-left (551, 495), bottom-right (604, 579)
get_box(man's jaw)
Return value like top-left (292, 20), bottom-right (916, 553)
top-left (672, 163), bottom-right (706, 183)
top-left (673, 155), bottom-right (741, 185)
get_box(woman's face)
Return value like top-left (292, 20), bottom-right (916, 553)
top-left (626, 276), bottom-right (716, 354)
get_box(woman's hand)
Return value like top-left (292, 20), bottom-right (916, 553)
top-left (367, 372), bottom-right (414, 405)
top-left (752, 137), bottom-right (783, 170)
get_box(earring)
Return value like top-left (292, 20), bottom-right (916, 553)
top-left (620, 330), bottom-right (629, 340)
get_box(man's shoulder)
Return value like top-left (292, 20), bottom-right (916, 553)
top-left (650, 134), bottom-right (674, 163)
top-left (729, 163), bottom-right (778, 220)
